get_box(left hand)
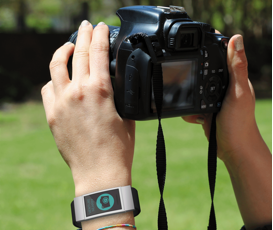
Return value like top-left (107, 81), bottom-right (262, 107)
top-left (182, 33), bottom-right (256, 162)
top-left (42, 21), bottom-right (135, 197)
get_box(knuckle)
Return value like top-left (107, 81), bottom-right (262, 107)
top-left (74, 48), bottom-right (89, 58)
top-left (41, 82), bottom-right (52, 96)
top-left (233, 57), bottom-right (248, 72)
top-left (41, 84), bottom-right (48, 95)
top-left (91, 80), bottom-right (112, 99)
top-left (91, 42), bottom-right (109, 53)
top-left (47, 115), bottom-right (56, 128)
top-left (232, 51), bottom-right (248, 71)
top-left (68, 84), bottom-right (87, 102)
top-left (49, 60), bottom-right (63, 72)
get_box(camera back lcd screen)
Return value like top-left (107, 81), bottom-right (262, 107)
top-left (152, 59), bottom-right (197, 112)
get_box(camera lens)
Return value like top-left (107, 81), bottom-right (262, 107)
top-left (180, 33), bottom-right (193, 48)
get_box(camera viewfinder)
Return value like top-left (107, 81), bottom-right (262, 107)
top-left (180, 33), bottom-right (194, 48)
top-left (168, 22), bottom-right (200, 51)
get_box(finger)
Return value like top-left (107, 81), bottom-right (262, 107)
top-left (72, 20), bottom-right (93, 82)
top-left (182, 114), bottom-right (212, 141)
top-left (41, 81), bottom-right (55, 121)
top-left (227, 35), bottom-right (249, 91)
top-left (248, 79), bottom-right (256, 102)
top-left (182, 115), bottom-right (205, 125)
top-left (203, 114), bottom-right (212, 141)
top-left (89, 22), bottom-right (110, 82)
top-left (49, 42), bottom-right (75, 94)
top-left (215, 29), bottom-right (221, 34)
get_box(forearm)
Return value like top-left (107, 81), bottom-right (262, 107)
top-left (222, 123), bottom-right (272, 230)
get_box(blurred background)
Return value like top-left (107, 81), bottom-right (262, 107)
top-left (0, 1), bottom-right (271, 230)
top-left (0, 0), bottom-right (272, 102)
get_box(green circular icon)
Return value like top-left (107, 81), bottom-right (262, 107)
top-left (96, 193), bottom-right (114, 211)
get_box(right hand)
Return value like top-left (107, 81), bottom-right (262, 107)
top-left (183, 34), bottom-right (257, 162)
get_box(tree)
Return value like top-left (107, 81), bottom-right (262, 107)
top-left (0, 0), bottom-right (271, 38)
top-left (0, 0), bottom-right (27, 32)
top-left (132, 0), bottom-right (142, 5)
top-left (16, 0), bottom-right (27, 31)
top-left (0, 0), bottom-right (102, 32)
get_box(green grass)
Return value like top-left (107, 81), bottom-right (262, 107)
top-left (0, 100), bottom-right (271, 230)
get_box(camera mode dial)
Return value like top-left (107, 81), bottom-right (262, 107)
top-left (157, 6), bottom-right (186, 13)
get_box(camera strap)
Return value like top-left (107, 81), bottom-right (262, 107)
top-left (152, 64), bottom-right (218, 230)
top-left (207, 112), bottom-right (218, 230)
top-left (152, 64), bottom-right (168, 230)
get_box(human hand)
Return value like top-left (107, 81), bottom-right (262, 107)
top-left (42, 21), bottom-right (135, 197)
top-left (182, 34), bottom-right (256, 162)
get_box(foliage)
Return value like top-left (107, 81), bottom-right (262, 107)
top-left (0, 0), bottom-right (271, 99)
top-left (0, 0), bottom-right (100, 32)
top-left (0, 0), bottom-right (271, 37)
top-left (0, 7), bottom-right (16, 31)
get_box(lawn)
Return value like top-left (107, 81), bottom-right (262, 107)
top-left (0, 99), bottom-right (271, 230)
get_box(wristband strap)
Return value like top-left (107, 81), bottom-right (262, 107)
top-left (71, 186), bottom-right (140, 228)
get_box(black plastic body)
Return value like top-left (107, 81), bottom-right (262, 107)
top-left (68, 6), bottom-right (229, 120)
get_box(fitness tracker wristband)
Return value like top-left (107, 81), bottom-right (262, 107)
top-left (71, 185), bottom-right (141, 228)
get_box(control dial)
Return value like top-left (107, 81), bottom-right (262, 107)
top-left (205, 76), bottom-right (222, 103)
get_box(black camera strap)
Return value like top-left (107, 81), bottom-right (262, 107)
top-left (207, 112), bottom-right (218, 230)
top-left (152, 64), bottom-right (218, 230)
top-left (152, 64), bottom-right (168, 230)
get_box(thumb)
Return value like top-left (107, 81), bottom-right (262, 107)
top-left (227, 35), bottom-right (250, 97)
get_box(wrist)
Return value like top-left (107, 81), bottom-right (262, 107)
top-left (216, 118), bottom-right (259, 163)
top-left (81, 211), bottom-right (135, 230)
top-left (220, 122), bottom-right (271, 177)
top-left (73, 169), bottom-right (132, 197)
top-left (73, 185), bottom-right (136, 230)
top-left (221, 127), bottom-right (272, 229)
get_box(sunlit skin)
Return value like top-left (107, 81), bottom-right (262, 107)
top-left (42, 21), bottom-right (271, 230)
top-left (183, 32), bottom-right (271, 230)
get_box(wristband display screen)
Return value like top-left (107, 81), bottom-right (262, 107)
top-left (84, 189), bottom-right (122, 217)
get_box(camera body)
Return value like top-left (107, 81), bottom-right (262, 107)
top-left (69, 6), bottom-right (229, 120)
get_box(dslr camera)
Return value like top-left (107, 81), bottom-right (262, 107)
top-left (69, 5), bottom-right (229, 120)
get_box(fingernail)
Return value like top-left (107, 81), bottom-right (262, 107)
top-left (81, 20), bottom-right (90, 27)
top-left (97, 22), bottom-right (106, 26)
top-left (234, 35), bottom-right (244, 51)
top-left (64, 42), bottom-right (71, 46)
top-left (196, 117), bottom-right (205, 124)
